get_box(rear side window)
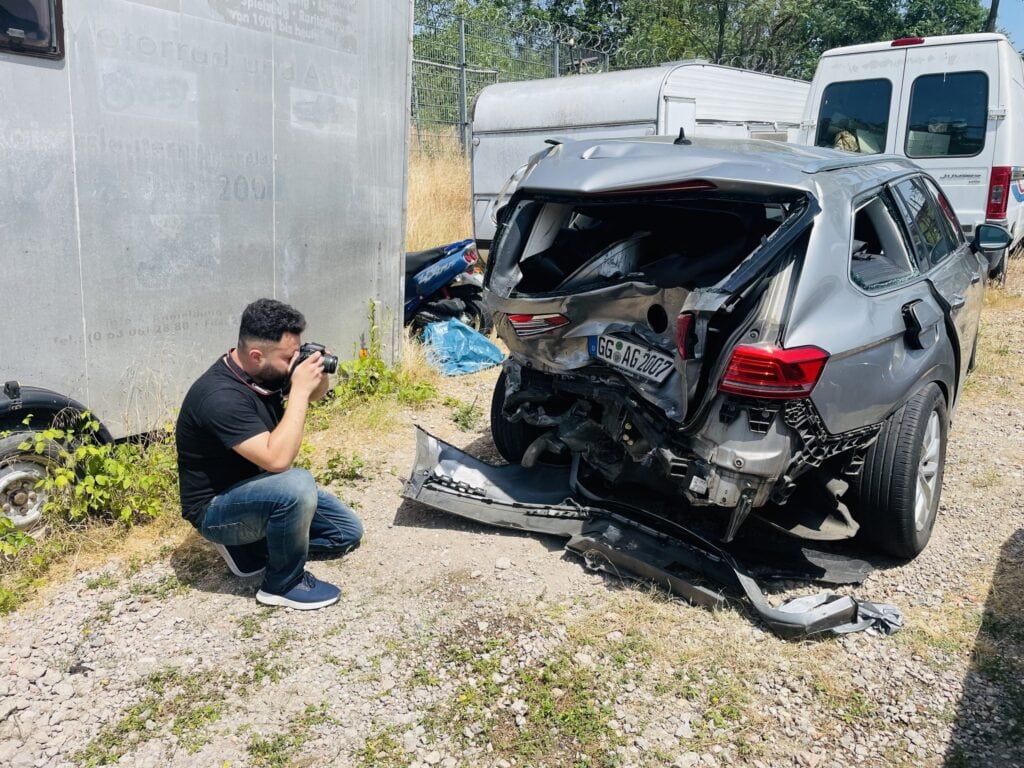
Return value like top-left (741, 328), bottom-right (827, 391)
top-left (892, 177), bottom-right (960, 269)
top-left (905, 72), bottom-right (988, 158)
top-left (850, 194), bottom-right (918, 291)
top-left (0, 0), bottom-right (62, 59)
top-left (815, 79), bottom-right (892, 155)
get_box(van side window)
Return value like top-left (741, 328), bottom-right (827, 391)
top-left (815, 79), bottom-right (892, 155)
top-left (849, 195), bottom-right (918, 291)
top-left (0, 0), bottom-right (62, 59)
top-left (891, 177), bottom-right (960, 269)
top-left (905, 72), bottom-right (988, 158)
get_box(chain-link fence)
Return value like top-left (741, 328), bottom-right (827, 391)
top-left (411, 6), bottom-right (610, 152)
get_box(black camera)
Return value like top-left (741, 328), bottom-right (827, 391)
top-left (295, 342), bottom-right (338, 374)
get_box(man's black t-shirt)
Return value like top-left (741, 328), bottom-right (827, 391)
top-left (176, 357), bottom-right (284, 525)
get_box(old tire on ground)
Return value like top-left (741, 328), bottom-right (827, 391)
top-left (0, 433), bottom-right (59, 532)
top-left (490, 370), bottom-right (547, 463)
top-left (855, 383), bottom-right (948, 560)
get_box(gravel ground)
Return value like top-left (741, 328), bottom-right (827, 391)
top-left (2, 277), bottom-right (1023, 768)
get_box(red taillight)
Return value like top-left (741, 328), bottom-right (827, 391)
top-left (719, 344), bottom-right (829, 400)
top-left (463, 247), bottom-right (479, 264)
top-left (987, 166), bottom-right (1011, 220)
top-left (675, 313), bottom-right (695, 359)
top-left (507, 313), bottom-right (570, 337)
top-left (891, 37), bottom-right (925, 47)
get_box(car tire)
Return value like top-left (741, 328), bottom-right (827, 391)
top-left (855, 383), bottom-right (948, 560)
top-left (490, 370), bottom-right (547, 463)
top-left (0, 432), bottom-right (60, 532)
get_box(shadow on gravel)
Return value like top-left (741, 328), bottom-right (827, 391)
top-left (166, 532), bottom-right (259, 596)
top-left (945, 527), bottom-right (1024, 767)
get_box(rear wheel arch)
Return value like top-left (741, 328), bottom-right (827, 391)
top-left (0, 386), bottom-right (113, 442)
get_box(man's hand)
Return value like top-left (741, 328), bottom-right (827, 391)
top-left (233, 351), bottom-right (323, 473)
top-left (288, 350), bottom-right (324, 401)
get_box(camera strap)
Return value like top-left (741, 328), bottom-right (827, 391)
top-left (222, 352), bottom-right (280, 397)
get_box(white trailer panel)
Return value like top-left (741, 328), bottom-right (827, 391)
top-left (0, 0), bottom-right (412, 439)
top-left (471, 63), bottom-right (810, 246)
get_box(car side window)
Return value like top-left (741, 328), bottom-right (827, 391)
top-left (849, 194), bottom-right (918, 291)
top-left (891, 177), bottom-right (959, 270)
top-left (921, 177), bottom-right (965, 247)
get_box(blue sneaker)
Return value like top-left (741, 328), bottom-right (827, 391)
top-left (212, 540), bottom-right (267, 578)
top-left (255, 571), bottom-right (340, 610)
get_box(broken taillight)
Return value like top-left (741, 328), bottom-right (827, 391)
top-left (675, 313), bottom-right (695, 359)
top-left (718, 344), bottom-right (829, 400)
top-left (507, 313), bottom-right (570, 337)
top-left (987, 166), bottom-right (1011, 220)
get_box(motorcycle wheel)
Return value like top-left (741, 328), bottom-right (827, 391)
top-left (461, 298), bottom-right (493, 336)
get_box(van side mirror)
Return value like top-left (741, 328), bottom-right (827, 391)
top-left (971, 223), bottom-right (1012, 253)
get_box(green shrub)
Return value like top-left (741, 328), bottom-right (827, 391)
top-left (22, 415), bottom-right (178, 526)
top-left (316, 449), bottom-right (366, 486)
top-left (332, 303), bottom-right (437, 408)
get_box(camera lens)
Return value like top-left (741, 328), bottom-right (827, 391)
top-left (322, 354), bottom-right (339, 374)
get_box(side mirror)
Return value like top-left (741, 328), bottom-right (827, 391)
top-left (971, 223), bottom-right (1012, 253)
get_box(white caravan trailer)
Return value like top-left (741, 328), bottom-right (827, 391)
top-left (799, 33), bottom-right (1024, 264)
top-left (0, 0), bottom-right (411, 528)
top-left (471, 63), bottom-right (811, 247)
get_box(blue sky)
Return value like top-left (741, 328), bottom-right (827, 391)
top-left (986, 1), bottom-right (1024, 47)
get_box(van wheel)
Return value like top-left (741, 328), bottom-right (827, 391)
top-left (490, 371), bottom-right (547, 463)
top-left (854, 384), bottom-right (947, 560)
top-left (0, 433), bottom-right (59, 532)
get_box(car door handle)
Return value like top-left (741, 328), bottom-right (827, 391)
top-left (950, 294), bottom-right (966, 310)
top-left (971, 273), bottom-right (982, 284)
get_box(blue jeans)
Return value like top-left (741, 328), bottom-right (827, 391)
top-left (200, 468), bottom-right (363, 594)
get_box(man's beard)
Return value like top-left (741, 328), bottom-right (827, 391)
top-left (253, 367), bottom-right (289, 391)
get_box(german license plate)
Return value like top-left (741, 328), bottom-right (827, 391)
top-left (588, 335), bottom-right (675, 384)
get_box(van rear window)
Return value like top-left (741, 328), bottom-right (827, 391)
top-left (815, 79), bottom-right (892, 155)
top-left (0, 0), bottom-right (63, 59)
top-left (905, 72), bottom-right (988, 158)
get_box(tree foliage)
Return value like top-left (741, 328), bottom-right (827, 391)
top-left (426, 0), bottom-right (991, 79)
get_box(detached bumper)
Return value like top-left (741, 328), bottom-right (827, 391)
top-left (404, 427), bottom-right (902, 640)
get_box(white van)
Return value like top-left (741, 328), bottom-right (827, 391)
top-left (799, 33), bottom-right (1024, 266)
top-left (473, 63), bottom-right (810, 247)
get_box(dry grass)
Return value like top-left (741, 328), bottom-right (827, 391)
top-left (405, 141), bottom-right (472, 251)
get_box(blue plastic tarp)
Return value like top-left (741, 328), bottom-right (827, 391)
top-left (422, 319), bottom-right (504, 376)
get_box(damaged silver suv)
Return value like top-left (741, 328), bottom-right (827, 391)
top-left (483, 136), bottom-right (1009, 560)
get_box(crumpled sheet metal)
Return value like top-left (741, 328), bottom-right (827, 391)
top-left (404, 427), bottom-right (902, 639)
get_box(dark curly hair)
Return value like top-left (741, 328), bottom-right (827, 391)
top-left (238, 298), bottom-right (306, 349)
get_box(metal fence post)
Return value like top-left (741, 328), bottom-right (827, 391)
top-left (553, 42), bottom-right (559, 77)
top-left (458, 15), bottom-right (469, 156)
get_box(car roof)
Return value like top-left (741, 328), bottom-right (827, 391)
top-left (518, 136), bottom-right (921, 200)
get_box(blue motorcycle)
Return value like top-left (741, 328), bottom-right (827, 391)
top-left (404, 239), bottom-right (492, 334)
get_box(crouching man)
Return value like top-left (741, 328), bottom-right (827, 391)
top-left (176, 298), bottom-right (363, 609)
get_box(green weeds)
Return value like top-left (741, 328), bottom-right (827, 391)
top-left (24, 416), bottom-right (178, 527)
top-left (445, 396), bottom-right (481, 431)
top-left (76, 667), bottom-right (227, 765)
top-left (247, 703), bottom-right (336, 768)
top-left (356, 726), bottom-right (407, 768)
top-left (331, 303), bottom-right (437, 409)
top-left (315, 449), bottom-right (367, 486)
